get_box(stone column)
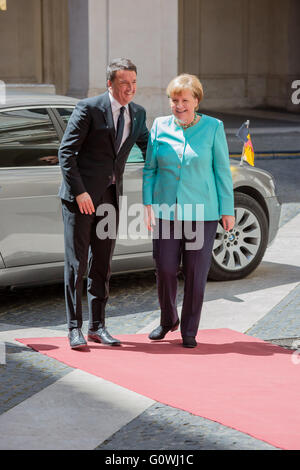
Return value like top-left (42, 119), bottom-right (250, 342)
top-left (87, 0), bottom-right (108, 96)
top-left (108, 0), bottom-right (178, 123)
top-left (68, 0), bottom-right (178, 119)
top-left (67, 0), bottom-right (89, 97)
top-left (68, 0), bottom-right (107, 98)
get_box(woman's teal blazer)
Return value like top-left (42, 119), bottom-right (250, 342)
top-left (142, 114), bottom-right (235, 221)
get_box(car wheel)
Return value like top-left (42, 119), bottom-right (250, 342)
top-left (208, 192), bottom-right (269, 281)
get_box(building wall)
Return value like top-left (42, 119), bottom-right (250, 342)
top-left (0, 0), bottom-right (43, 84)
top-left (0, 0), bottom-right (298, 115)
top-left (0, 0), bottom-right (69, 95)
top-left (179, 0), bottom-right (300, 112)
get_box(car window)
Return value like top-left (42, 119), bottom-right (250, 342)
top-left (56, 107), bottom-right (75, 129)
top-left (0, 108), bottom-right (60, 167)
top-left (127, 144), bottom-right (144, 163)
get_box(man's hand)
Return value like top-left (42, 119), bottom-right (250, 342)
top-left (76, 192), bottom-right (95, 215)
top-left (144, 205), bottom-right (156, 232)
top-left (222, 215), bottom-right (235, 232)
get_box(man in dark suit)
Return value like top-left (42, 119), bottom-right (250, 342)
top-left (58, 58), bottom-right (149, 349)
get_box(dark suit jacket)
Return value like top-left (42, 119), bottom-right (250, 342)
top-left (58, 91), bottom-right (149, 206)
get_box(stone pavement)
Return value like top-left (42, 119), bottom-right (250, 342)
top-left (1, 205), bottom-right (300, 450)
top-left (204, 107), bottom-right (300, 155)
top-left (0, 108), bottom-right (300, 451)
top-left (97, 207), bottom-right (300, 451)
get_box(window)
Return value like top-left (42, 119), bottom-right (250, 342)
top-left (56, 107), bottom-right (74, 129)
top-left (0, 108), bottom-right (60, 167)
top-left (127, 144), bottom-right (144, 163)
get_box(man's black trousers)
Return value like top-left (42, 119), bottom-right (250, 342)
top-left (61, 185), bottom-right (119, 331)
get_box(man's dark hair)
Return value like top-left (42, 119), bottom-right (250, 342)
top-left (107, 58), bottom-right (137, 82)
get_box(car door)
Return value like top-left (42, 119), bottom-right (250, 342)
top-left (115, 145), bottom-right (152, 255)
top-left (54, 107), bottom-right (152, 257)
top-left (0, 106), bottom-right (64, 268)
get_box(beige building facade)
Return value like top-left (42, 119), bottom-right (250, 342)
top-left (0, 0), bottom-right (299, 119)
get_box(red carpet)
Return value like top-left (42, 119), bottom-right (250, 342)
top-left (17, 328), bottom-right (300, 450)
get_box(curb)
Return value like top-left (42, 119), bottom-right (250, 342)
top-left (226, 127), bottom-right (300, 135)
top-left (230, 151), bottom-right (300, 160)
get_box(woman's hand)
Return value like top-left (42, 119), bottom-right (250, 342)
top-left (222, 215), bottom-right (235, 232)
top-left (144, 205), bottom-right (156, 231)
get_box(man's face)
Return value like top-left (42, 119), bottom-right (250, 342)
top-left (108, 70), bottom-right (137, 105)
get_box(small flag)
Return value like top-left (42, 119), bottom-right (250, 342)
top-left (236, 121), bottom-right (255, 166)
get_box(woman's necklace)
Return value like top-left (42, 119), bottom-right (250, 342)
top-left (175, 113), bottom-right (199, 130)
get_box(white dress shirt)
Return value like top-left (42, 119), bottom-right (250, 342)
top-left (108, 92), bottom-right (131, 149)
top-left (108, 92), bottom-right (131, 184)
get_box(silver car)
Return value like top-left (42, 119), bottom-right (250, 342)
top-left (0, 93), bottom-right (281, 288)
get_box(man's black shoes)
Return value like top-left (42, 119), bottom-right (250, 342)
top-left (148, 319), bottom-right (180, 340)
top-left (88, 327), bottom-right (121, 346)
top-left (68, 328), bottom-right (87, 349)
top-left (68, 327), bottom-right (121, 348)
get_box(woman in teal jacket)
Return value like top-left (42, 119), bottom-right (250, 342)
top-left (143, 74), bottom-right (235, 348)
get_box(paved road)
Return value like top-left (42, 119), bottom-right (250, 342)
top-left (0, 156), bottom-right (300, 451)
top-left (206, 107), bottom-right (300, 154)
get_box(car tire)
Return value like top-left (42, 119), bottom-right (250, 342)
top-left (208, 192), bottom-right (269, 281)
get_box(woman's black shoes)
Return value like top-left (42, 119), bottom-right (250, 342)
top-left (182, 336), bottom-right (197, 348)
top-left (148, 322), bottom-right (198, 348)
top-left (148, 319), bottom-right (180, 340)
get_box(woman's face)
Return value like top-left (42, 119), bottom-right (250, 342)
top-left (169, 89), bottom-right (199, 124)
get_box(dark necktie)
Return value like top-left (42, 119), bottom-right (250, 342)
top-left (115, 106), bottom-right (125, 152)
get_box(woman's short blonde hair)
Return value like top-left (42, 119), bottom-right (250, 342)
top-left (166, 74), bottom-right (204, 107)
